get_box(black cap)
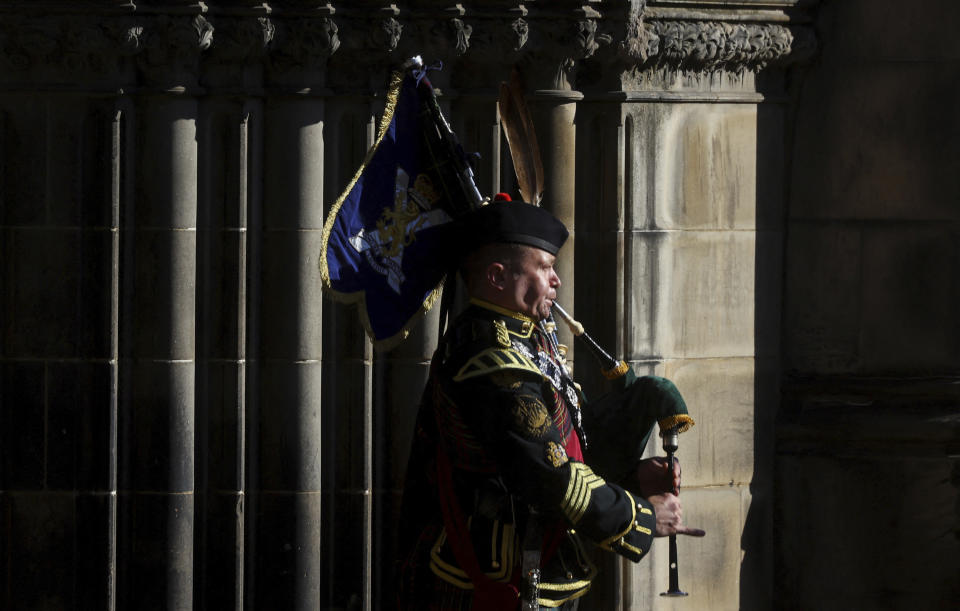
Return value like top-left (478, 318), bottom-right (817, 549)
top-left (459, 200), bottom-right (569, 256)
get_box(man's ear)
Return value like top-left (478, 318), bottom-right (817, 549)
top-left (485, 262), bottom-right (507, 291)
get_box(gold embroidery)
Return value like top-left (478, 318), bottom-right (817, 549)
top-left (493, 319), bottom-right (511, 347)
top-left (561, 463), bottom-right (605, 525)
top-left (546, 441), bottom-right (568, 467)
top-left (514, 395), bottom-right (550, 437)
top-left (412, 173), bottom-right (441, 205)
top-left (375, 190), bottom-right (425, 257)
top-left (489, 371), bottom-right (524, 389)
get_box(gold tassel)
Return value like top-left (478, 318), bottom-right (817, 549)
top-left (657, 414), bottom-right (695, 434)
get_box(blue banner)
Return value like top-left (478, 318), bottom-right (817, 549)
top-left (320, 69), bottom-right (461, 347)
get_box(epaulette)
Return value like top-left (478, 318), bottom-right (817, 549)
top-left (453, 346), bottom-right (542, 382)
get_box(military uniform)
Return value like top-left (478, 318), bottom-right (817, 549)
top-left (397, 298), bottom-right (659, 609)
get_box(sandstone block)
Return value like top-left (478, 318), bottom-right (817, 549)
top-left (251, 491), bottom-right (324, 610)
top-left (374, 359), bottom-right (430, 490)
top-left (629, 231), bottom-right (755, 359)
top-left (256, 360), bottom-right (323, 492)
top-left (122, 360), bottom-right (196, 492)
top-left (859, 225), bottom-right (960, 371)
top-left (117, 491), bottom-right (195, 610)
top-left (132, 228), bottom-right (197, 360)
top-left (264, 99), bottom-right (326, 230)
top-left (627, 103), bottom-right (757, 231)
top-left (791, 62), bottom-right (960, 222)
top-left (783, 222), bottom-right (862, 372)
top-left (322, 358), bottom-right (371, 492)
top-left (662, 357), bottom-right (756, 487)
top-left (260, 228), bottom-right (325, 360)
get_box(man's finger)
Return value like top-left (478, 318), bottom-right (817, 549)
top-left (677, 526), bottom-right (706, 537)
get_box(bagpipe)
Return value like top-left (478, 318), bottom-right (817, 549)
top-left (550, 301), bottom-right (694, 597)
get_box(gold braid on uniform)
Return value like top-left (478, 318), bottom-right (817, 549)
top-left (453, 347), bottom-right (542, 382)
top-left (561, 462), bottom-right (605, 525)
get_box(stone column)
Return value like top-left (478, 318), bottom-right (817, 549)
top-left (521, 7), bottom-right (607, 357)
top-left (253, 12), bottom-right (335, 608)
top-left (115, 14), bottom-right (211, 610)
top-left (194, 12), bottom-right (274, 609)
top-left (317, 93), bottom-right (377, 609)
top-left (530, 90), bottom-right (578, 336)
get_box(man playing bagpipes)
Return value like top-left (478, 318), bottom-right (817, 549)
top-left (319, 57), bottom-right (704, 610)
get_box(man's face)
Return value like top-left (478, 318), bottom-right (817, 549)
top-left (504, 246), bottom-right (561, 320)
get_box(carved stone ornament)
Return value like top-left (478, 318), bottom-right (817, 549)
top-left (206, 16), bottom-right (275, 64)
top-left (570, 19), bottom-right (607, 60)
top-left (137, 15), bottom-right (214, 84)
top-left (0, 15), bottom-right (143, 80)
top-left (510, 17), bottom-right (529, 53)
top-left (369, 17), bottom-right (403, 54)
top-left (269, 17), bottom-right (340, 73)
top-left (619, 13), bottom-right (659, 64)
top-left (0, 17), bottom-right (60, 72)
top-left (427, 17), bottom-right (473, 58)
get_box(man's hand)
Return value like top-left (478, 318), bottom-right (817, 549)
top-left (624, 456), bottom-right (681, 497)
top-left (647, 492), bottom-right (706, 538)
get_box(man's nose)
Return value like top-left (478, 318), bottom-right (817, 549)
top-left (551, 271), bottom-right (561, 288)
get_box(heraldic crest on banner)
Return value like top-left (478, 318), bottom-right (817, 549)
top-left (348, 168), bottom-right (452, 294)
top-left (319, 56), bottom-right (484, 348)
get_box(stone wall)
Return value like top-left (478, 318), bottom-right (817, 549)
top-left (0, 1), bottom-right (817, 609)
top-left (778, 1), bottom-right (960, 608)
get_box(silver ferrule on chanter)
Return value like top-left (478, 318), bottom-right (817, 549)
top-left (551, 302), bottom-right (630, 380)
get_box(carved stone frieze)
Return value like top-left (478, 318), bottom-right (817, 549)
top-left (644, 20), bottom-right (797, 72)
top-left (0, 17), bottom-right (59, 72)
top-left (0, 5), bottom-right (819, 93)
top-left (0, 15), bottom-right (141, 83)
top-left (137, 15), bottom-right (214, 87)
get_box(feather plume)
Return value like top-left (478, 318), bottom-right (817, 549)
top-left (498, 68), bottom-right (544, 205)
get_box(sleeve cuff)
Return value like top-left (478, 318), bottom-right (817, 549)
top-left (598, 491), bottom-right (656, 563)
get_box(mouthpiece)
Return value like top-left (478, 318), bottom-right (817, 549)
top-left (551, 302), bottom-right (630, 380)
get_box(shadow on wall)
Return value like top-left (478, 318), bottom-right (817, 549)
top-left (739, 86), bottom-right (788, 610)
